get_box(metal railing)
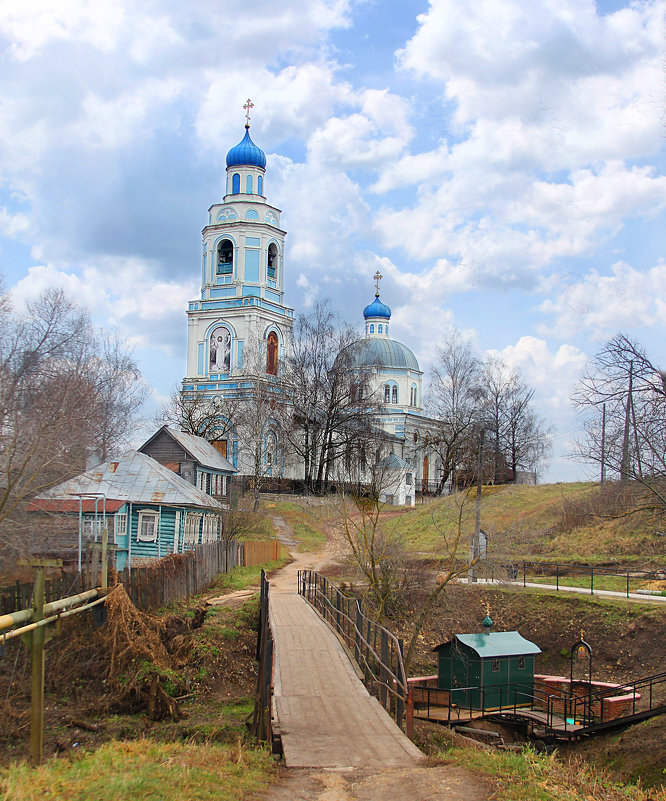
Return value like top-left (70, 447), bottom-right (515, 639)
top-left (251, 569), bottom-right (274, 744)
top-left (298, 569), bottom-right (407, 728)
top-left (412, 671), bottom-right (666, 737)
top-left (476, 560), bottom-right (666, 598)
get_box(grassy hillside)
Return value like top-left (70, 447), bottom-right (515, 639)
top-left (390, 482), bottom-right (665, 565)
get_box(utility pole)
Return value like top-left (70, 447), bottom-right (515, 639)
top-left (470, 428), bottom-right (484, 583)
top-left (600, 403), bottom-right (606, 485)
top-left (620, 361), bottom-right (633, 482)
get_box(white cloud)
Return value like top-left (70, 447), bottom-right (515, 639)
top-left (539, 260), bottom-right (666, 338)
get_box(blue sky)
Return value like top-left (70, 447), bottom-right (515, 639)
top-left (0, 0), bottom-right (664, 481)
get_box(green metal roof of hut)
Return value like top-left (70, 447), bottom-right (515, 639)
top-left (435, 632), bottom-right (541, 658)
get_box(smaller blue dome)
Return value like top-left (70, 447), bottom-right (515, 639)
top-left (363, 294), bottom-right (391, 320)
top-left (226, 126), bottom-right (266, 169)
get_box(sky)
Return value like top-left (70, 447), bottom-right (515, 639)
top-left (0, 0), bottom-right (664, 482)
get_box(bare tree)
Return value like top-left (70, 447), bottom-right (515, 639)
top-left (285, 301), bottom-right (380, 492)
top-left (0, 288), bottom-right (146, 556)
top-left (156, 386), bottom-right (237, 444)
top-left (572, 334), bottom-right (666, 513)
top-left (427, 329), bottom-right (483, 490)
top-left (480, 357), bottom-right (550, 483)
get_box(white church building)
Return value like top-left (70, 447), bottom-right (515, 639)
top-left (182, 109), bottom-right (443, 496)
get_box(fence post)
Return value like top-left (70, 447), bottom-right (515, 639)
top-left (405, 685), bottom-right (414, 739)
top-left (556, 564), bottom-right (559, 592)
top-left (379, 628), bottom-right (388, 709)
top-left (354, 599), bottom-right (362, 666)
top-left (396, 638), bottom-right (405, 727)
top-left (523, 562), bottom-right (526, 587)
top-left (590, 566), bottom-right (594, 595)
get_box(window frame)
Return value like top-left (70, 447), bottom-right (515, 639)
top-left (137, 510), bottom-right (159, 543)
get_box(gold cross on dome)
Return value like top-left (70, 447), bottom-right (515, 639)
top-left (243, 98), bottom-right (254, 125)
top-left (373, 270), bottom-right (383, 295)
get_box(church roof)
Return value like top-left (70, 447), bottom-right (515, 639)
top-left (342, 337), bottom-right (420, 372)
top-left (363, 295), bottom-right (391, 320)
top-left (226, 126), bottom-right (267, 169)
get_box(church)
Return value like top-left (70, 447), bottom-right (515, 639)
top-left (182, 104), bottom-right (443, 496)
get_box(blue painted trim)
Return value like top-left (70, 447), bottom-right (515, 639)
top-left (197, 343), bottom-right (204, 375)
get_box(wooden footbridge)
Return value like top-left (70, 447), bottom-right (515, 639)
top-left (252, 569), bottom-right (423, 767)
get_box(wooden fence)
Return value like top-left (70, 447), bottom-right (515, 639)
top-left (241, 539), bottom-right (281, 567)
top-left (117, 539), bottom-right (240, 611)
top-left (0, 537), bottom-right (283, 615)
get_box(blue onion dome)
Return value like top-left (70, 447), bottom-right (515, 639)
top-left (363, 293), bottom-right (391, 320)
top-left (226, 125), bottom-right (266, 169)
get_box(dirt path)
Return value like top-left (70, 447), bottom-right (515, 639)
top-left (257, 516), bottom-right (491, 800)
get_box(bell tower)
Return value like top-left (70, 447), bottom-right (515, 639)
top-left (182, 101), bottom-right (294, 465)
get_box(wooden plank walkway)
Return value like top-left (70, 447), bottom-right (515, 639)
top-left (269, 590), bottom-right (424, 768)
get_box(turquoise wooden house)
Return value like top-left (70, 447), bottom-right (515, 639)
top-left (32, 451), bottom-right (226, 571)
top-left (433, 617), bottom-right (541, 709)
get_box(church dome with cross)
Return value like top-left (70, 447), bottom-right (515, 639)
top-left (339, 272), bottom-right (423, 414)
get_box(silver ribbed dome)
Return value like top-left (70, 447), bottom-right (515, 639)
top-left (340, 338), bottom-right (420, 371)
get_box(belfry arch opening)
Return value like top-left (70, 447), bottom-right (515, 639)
top-left (217, 240), bottom-right (233, 275)
top-left (267, 243), bottom-right (278, 279)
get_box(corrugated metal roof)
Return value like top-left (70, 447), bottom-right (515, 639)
top-left (434, 632), bottom-right (541, 658)
top-left (162, 428), bottom-right (236, 473)
top-left (38, 451), bottom-right (224, 509)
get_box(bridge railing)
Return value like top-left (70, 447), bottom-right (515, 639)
top-left (251, 569), bottom-right (274, 746)
top-left (297, 569), bottom-right (407, 728)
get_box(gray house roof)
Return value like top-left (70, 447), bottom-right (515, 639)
top-left (39, 451), bottom-right (224, 510)
top-left (377, 452), bottom-right (413, 471)
top-left (141, 426), bottom-right (236, 473)
top-left (434, 632), bottom-right (541, 658)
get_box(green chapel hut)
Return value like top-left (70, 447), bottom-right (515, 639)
top-left (433, 616), bottom-right (541, 710)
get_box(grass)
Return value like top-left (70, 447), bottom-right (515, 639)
top-left (443, 744), bottom-right (666, 801)
top-left (263, 500), bottom-right (329, 551)
top-left (390, 483), bottom-right (666, 565)
top-left (208, 559), bottom-right (286, 594)
top-left (0, 740), bottom-right (274, 801)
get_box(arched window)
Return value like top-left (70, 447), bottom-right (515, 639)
top-left (392, 385), bottom-right (398, 404)
top-left (378, 324), bottom-right (383, 333)
top-left (232, 173), bottom-right (240, 194)
top-left (267, 243), bottom-right (278, 279)
top-left (216, 239), bottom-right (233, 274)
top-left (258, 175), bottom-right (263, 195)
top-left (410, 384), bottom-right (417, 406)
top-left (369, 324), bottom-right (375, 333)
top-left (246, 175), bottom-right (253, 194)
top-left (266, 331), bottom-right (278, 376)
top-left (384, 384), bottom-right (390, 403)
top-left (245, 209), bottom-right (259, 220)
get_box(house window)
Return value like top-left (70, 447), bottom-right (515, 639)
top-left (202, 514), bottom-right (218, 543)
top-left (517, 656), bottom-right (525, 670)
top-left (217, 239), bottom-right (233, 275)
top-left (384, 384), bottom-right (390, 403)
top-left (184, 513), bottom-right (202, 545)
top-left (392, 385), bottom-right (398, 404)
top-left (491, 658), bottom-right (500, 673)
top-left (222, 475), bottom-right (228, 495)
top-left (137, 511), bottom-right (158, 542)
top-left (115, 513), bottom-right (127, 536)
